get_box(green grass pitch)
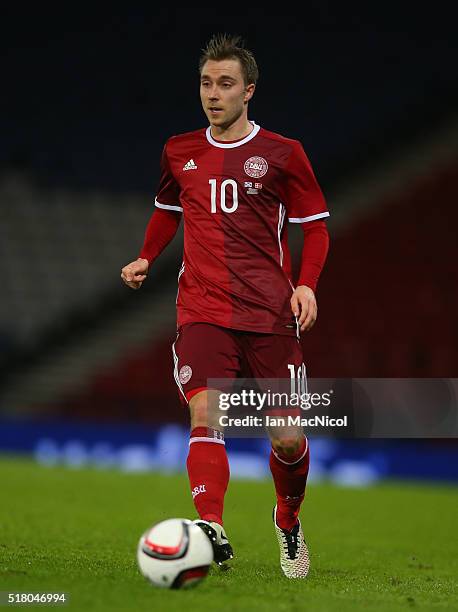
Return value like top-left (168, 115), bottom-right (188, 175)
top-left (0, 456), bottom-right (457, 611)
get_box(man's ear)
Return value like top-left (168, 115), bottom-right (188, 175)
top-left (244, 83), bottom-right (256, 103)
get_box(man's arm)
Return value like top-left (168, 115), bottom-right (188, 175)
top-left (276, 140), bottom-right (330, 332)
top-left (290, 220), bottom-right (329, 332)
top-left (121, 208), bottom-right (181, 290)
top-left (122, 139), bottom-right (182, 289)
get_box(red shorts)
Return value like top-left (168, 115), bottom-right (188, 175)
top-left (172, 322), bottom-right (304, 405)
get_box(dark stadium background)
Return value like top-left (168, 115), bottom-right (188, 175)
top-left (1, 7), bottom-right (457, 483)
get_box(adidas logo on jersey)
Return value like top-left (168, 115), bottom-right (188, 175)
top-left (183, 159), bottom-right (198, 171)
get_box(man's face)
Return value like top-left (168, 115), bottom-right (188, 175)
top-left (200, 59), bottom-right (255, 129)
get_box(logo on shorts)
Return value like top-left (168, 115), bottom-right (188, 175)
top-left (179, 365), bottom-right (193, 385)
top-left (244, 156), bottom-right (268, 178)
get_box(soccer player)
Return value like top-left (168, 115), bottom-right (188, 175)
top-left (121, 34), bottom-right (329, 579)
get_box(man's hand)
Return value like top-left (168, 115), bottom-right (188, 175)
top-left (121, 258), bottom-right (149, 290)
top-left (290, 285), bottom-right (317, 332)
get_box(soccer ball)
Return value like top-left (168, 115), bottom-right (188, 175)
top-left (137, 518), bottom-right (214, 589)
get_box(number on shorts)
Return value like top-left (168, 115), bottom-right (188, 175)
top-left (288, 363), bottom-right (307, 396)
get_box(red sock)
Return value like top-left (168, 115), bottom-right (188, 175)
top-left (269, 437), bottom-right (309, 531)
top-left (186, 427), bottom-right (229, 526)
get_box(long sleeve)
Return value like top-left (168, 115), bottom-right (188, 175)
top-left (296, 220), bottom-right (329, 292)
top-left (139, 208), bottom-right (181, 265)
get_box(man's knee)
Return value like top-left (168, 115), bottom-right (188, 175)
top-left (270, 435), bottom-right (304, 458)
top-left (189, 390), bottom-right (223, 430)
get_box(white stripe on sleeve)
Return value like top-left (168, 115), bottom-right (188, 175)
top-left (288, 211), bottom-right (330, 223)
top-left (155, 198), bottom-right (183, 212)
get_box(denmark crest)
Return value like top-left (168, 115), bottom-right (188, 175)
top-left (244, 156), bottom-right (268, 178)
top-left (179, 365), bottom-right (193, 384)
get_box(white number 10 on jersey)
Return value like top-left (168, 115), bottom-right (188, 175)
top-left (209, 179), bottom-right (239, 213)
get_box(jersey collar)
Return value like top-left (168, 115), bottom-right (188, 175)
top-left (206, 121), bottom-right (260, 149)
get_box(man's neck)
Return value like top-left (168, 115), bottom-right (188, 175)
top-left (210, 116), bottom-right (253, 142)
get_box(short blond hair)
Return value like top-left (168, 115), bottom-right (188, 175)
top-left (199, 33), bottom-right (259, 86)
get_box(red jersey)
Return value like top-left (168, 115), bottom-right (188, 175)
top-left (154, 122), bottom-right (329, 336)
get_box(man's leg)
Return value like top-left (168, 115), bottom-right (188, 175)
top-left (268, 421), bottom-right (311, 578)
top-left (187, 390), bottom-right (233, 564)
top-left (243, 333), bottom-right (309, 529)
top-left (187, 389), bottom-right (229, 526)
top-left (172, 323), bottom-right (241, 564)
top-left (244, 333), bottom-right (310, 577)
top-left (269, 433), bottom-right (309, 531)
